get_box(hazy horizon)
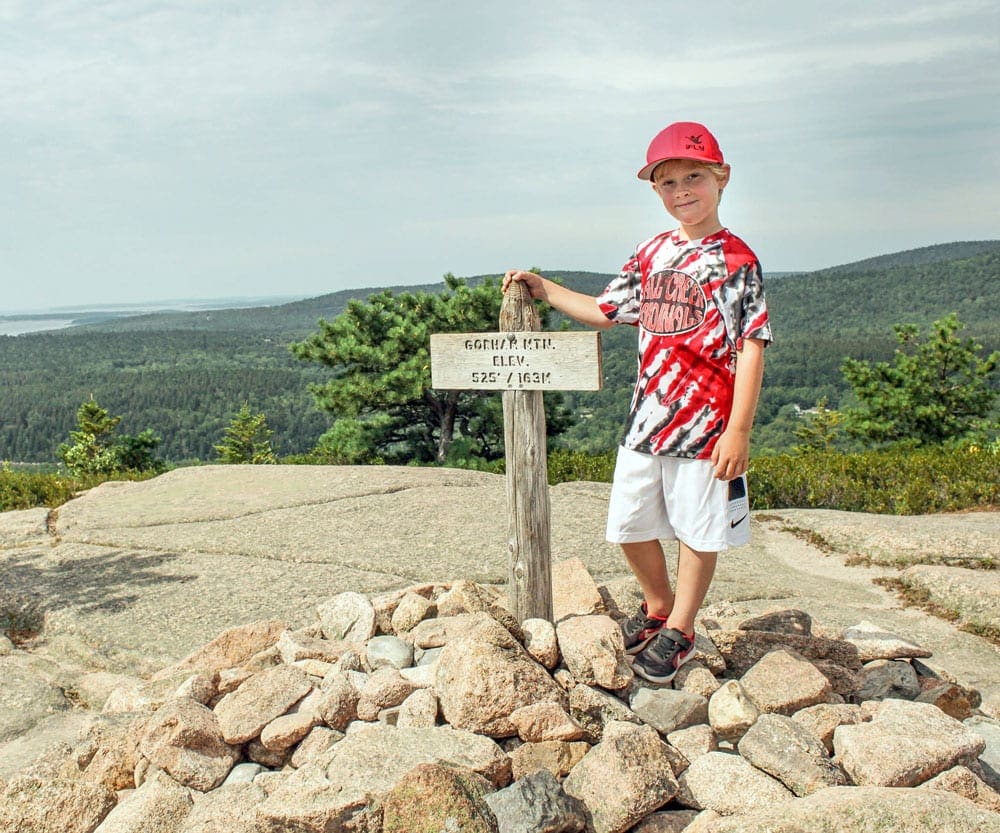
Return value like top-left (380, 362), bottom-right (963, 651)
top-left (3, 2), bottom-right (997, 312)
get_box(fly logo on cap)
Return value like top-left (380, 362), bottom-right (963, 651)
top-left (638, 122), bottom-right (725, 180)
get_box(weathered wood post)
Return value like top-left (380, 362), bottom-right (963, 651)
top-left (429, 292), bottom-right (601, 623)
top-left (499, 281), bottom-right (552, 622)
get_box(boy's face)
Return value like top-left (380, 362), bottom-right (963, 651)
top-left (651, 159), bottom-right (730, 239)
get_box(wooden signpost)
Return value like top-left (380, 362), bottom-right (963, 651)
top-left (430, 282), bottom-right (603, 622)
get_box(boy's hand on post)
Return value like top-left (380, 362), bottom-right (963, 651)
top-left (711, 428), bottom-right (750, 481)
top-left (503, 270), bottom-right (546, 301)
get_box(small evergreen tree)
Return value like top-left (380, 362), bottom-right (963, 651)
top-left (792, 397), bottom-right (843, 453)
top-left (214, 403), bottom-right (278, 464)
top-left (841, 313), bottom-right (999, 446)
top-left (57, 396), bottom-right (164, 475)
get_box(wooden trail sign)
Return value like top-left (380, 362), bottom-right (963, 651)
top-left (429, 282), bottom-right (603, 622)
top-left (430, 332), bottom-right (602, 391)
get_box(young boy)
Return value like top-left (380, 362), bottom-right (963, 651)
top-left (503, 121), bottom-right (771, 683)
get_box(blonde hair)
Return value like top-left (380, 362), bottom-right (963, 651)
top-left (651, 160), bottom-right (728, 183)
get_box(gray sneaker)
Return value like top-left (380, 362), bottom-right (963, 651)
top-left (620, 602), bottom-right (668, 655)
top-left (631, 628), bottom-right (695, 684)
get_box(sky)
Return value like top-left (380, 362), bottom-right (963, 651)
top-left (1, 0), bottom-right (998, 312)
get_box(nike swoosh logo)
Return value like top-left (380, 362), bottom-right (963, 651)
top-left (730, 515), bottom-right (748, 528)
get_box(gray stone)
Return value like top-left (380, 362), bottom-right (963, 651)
top-left (556, 614), bottom-right (633, 690)
top-left (740, 648), bottom-right (833, 715)
top-left (323, 723), bottom-right (512, 793)
top-left (436, 613), bottom-right (565, 738)
top-left (522, 617), bottom-right (560, 669)
top-left (790, 702), bottom-right (865, 753)
top-left (738, 609), bottom-right (812, 636)
top-left (223, 762), bottom-right (265, 785)
top-left (213, 663), bottom-right (313, 744)
top-left (855, 658), bottom-right (922, 701)
top-left (563, 721), bottom-right (679, 833)
top-left (365, 634), bottom-right (414, 670)
top-left (485, 768), bottom-right (588, 833)
top-left (568, 682), bottom-right (642, 742)
top-left (835, 698), bottom-right (986, 787)
top-left (697, 785), bottom-right (998, 833)
top-left (416, 645), bottom-right (444, 666)
top-left (389, 591), bottom-right (435, 633)
top-left (138, 697), bottom-right (239, 791)
top-left (675, 751), bottom-right (794, 815)
top-left (317, 591), bottom-right (377, 642)
top-left (629, 687), bottom-right (709, 736)
top-left (737, 713), bottom-right (846, 796)
top-left (842, 620), bottom-right (933, 661)
top-left (552, 557), bottom-right (606, 622)
top-left (707, 680), bottom-right (759, 742)
top-left (93, 769), bottom-right (193, 832)
top-left (381, 762), bottom-right (497, 833)
top-left (178, 782), bottom-right (266, 833)
top-left (964, 715), bottom-right (1000, 791)
top-left (0, 776), bottom-right (117, 833)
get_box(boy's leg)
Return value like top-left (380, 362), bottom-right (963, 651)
top-left (620, 539), bottom-right (674, 618)
top-left (665, 541), bottom-right (717, 636)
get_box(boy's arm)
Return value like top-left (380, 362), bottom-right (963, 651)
top-left (503, 270), bottom-right (614, 330)
top-left (711, 337), bottom-right (766, 480)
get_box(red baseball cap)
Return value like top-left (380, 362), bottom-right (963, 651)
top-left (637, 121), bottom-right (724, 180)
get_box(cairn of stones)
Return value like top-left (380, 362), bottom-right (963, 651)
top-left (2, 558), bottom-right (998, 833)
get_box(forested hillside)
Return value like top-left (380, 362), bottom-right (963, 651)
top-left (1, 241), bottom-right (997, 463)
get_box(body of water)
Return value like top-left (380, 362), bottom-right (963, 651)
top-left (0, 318), bottom-right (77, 336)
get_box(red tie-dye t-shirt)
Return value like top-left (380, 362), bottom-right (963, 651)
top-left (597, 228), bottom-right (772, 459)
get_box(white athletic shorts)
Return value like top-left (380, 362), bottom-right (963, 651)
top-left (605, 446), bottom-right (751, 551)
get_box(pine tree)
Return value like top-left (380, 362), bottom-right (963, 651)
top-left (792, 397), bottom-right (843, 453)
top-left (842, 313), bottom-right (999, 446)
top-left (214, 403), bottom-right (278, 464)
top-left (291, 274), bottom-right (570, 464)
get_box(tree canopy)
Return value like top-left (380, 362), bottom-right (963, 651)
top-left (290, 274), bottom-right (570, 464)
top-left (841, 313), bottom-right (999, 446)
top-left (214, 403), bottom-right (278, 464)
top-left (57, 396), bottom-right (165, 475)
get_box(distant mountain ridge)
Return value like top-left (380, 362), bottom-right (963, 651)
top-left (75, 240), bottom-right (1000, 337)
top-left (1, 240), bottom-right (996, 462)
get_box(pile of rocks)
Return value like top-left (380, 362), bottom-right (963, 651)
top-left (2, 559), bottom-right (998, 833)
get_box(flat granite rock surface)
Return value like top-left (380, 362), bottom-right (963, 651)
top-left (1, 464), bottom-right (997, 708)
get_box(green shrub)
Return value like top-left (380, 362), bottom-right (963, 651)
top-left (547, 448), bottom-right (617, 485)
top-left (0, 468), bottom-right (156, 512)
top-left (0, 469), bottom-right (81, 511)
top-left (750, 444), bottom-right (999, 514)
